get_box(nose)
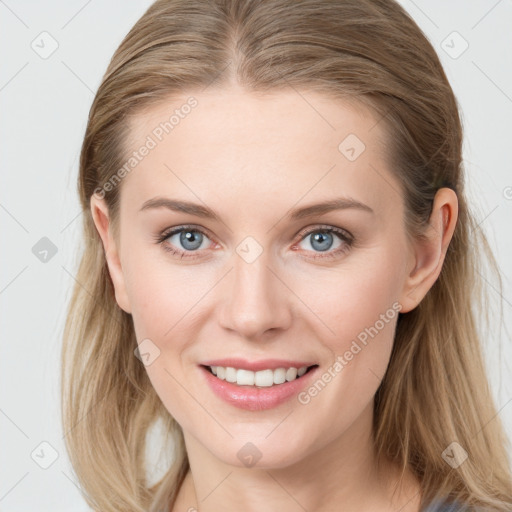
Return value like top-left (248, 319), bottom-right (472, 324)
top-left (218, 248), bottom-right (293, 340)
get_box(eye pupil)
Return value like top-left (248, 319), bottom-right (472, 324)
top-left (311, 231), bottom-right (333, 252)
top-left (162, 227), bottom-right (348, 259)
top-left (180, 230), bottom-right (203, 250)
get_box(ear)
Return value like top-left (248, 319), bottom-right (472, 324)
top-left (399, 188), bottom-right (458, 313)
top-left (90, 194), bottom-right (132, 314)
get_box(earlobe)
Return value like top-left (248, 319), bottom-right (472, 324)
top-left (89, 195), bottom-right (132, 314)
top-left (399, 188), bottom-right (458, 313)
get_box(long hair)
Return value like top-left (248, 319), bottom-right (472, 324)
top-left (61, 1), bottom-right (512, 510)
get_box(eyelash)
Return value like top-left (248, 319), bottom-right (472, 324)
top-left (154, 224), bottom-right (354, 261)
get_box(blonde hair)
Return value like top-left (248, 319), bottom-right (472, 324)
top-left (61, 0), bottom-right (512, 510)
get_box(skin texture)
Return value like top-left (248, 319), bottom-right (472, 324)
top-left (91, 85), bottom-right (458, 512)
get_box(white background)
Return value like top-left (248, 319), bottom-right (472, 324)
top-left (1, 1), bottom-right (511, 510)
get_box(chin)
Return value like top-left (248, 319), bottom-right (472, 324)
top-left (207, 436), bottom-right (313, 470)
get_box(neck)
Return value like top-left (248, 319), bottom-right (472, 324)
top-left (171, 401), bottom-right (421, 512)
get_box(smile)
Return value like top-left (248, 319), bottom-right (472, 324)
top-left (199, 362), bottom-right (320, 411)
top-left (206, 365), bottom-right (315, 387)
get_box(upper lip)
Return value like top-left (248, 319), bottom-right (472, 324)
top-left (200, 358), bottom-right (317, 372)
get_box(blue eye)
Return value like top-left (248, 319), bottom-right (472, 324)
top-left (169, 229), bottom-right (206, 251)
top-left (307, 231), bottom-right (335, 251)
top-left (155, 224), bottom-right (353, 261)
top-left (156, 226), bottom-right (211, 258)
top-left (293, 226), bottom-right (353, 260)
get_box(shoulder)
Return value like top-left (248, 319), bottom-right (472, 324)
top-left (423, 498), bottom-right (495, 512)
top-left (423, 500), bottom-right (462, 512)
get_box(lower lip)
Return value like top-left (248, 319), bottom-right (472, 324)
top-left (199, 365), bottom-right (319, 411)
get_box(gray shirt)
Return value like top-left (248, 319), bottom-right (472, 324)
top-left (424, 499), bottom-right (464, 511)
top-left (424, 498), bottom-right (503, 511)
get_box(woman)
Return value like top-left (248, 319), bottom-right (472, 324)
top-left (61, 0), bottom-right (512, 511)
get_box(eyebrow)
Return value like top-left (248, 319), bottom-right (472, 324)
top-left (139, 196), bottom-right (374, 220)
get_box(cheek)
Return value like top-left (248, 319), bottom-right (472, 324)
top-left (121, 248), bottom-right (209, 428)
top-left (288, 256), bottom-right (403, 438)
top-left (121, 243), bottom-right (206, 339)
top-left (294, 249), bottom-right (405, 347)
top-left (288, 247), bottom-right (406, 412)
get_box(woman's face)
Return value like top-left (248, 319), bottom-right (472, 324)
top-left (93, 86), bottom-right (424, 468)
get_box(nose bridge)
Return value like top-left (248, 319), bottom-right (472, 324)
top-left (218, 242), bottom-right (292, 339)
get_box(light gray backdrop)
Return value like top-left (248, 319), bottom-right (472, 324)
top-left (1, 1), bottom-right (511, 510)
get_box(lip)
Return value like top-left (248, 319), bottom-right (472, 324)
top-left (199, 363), bottom-right (319, 411)
top-left (200, 358), bottom-right (316, 372)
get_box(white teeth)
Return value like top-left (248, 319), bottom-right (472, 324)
top-left (209, 365), bottom-right (311, 387)
top-left (273, 368), bottom-right (286, 384)
top-left (285, 367), bottom-right (297, 381)
top-left (237, 369), bottom-right (255, 386)
top-left (225, 367), bottom-right (237, 383)
top-left (254, 369), bottom-right (274, 387)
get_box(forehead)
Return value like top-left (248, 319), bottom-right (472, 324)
top-left (119, 86), bottom-right (399, 218)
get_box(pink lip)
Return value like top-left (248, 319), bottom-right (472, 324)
top-left (200, 358), bottom-right (316, 372)
top-left (199, 364), bottom-right (319, 411)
